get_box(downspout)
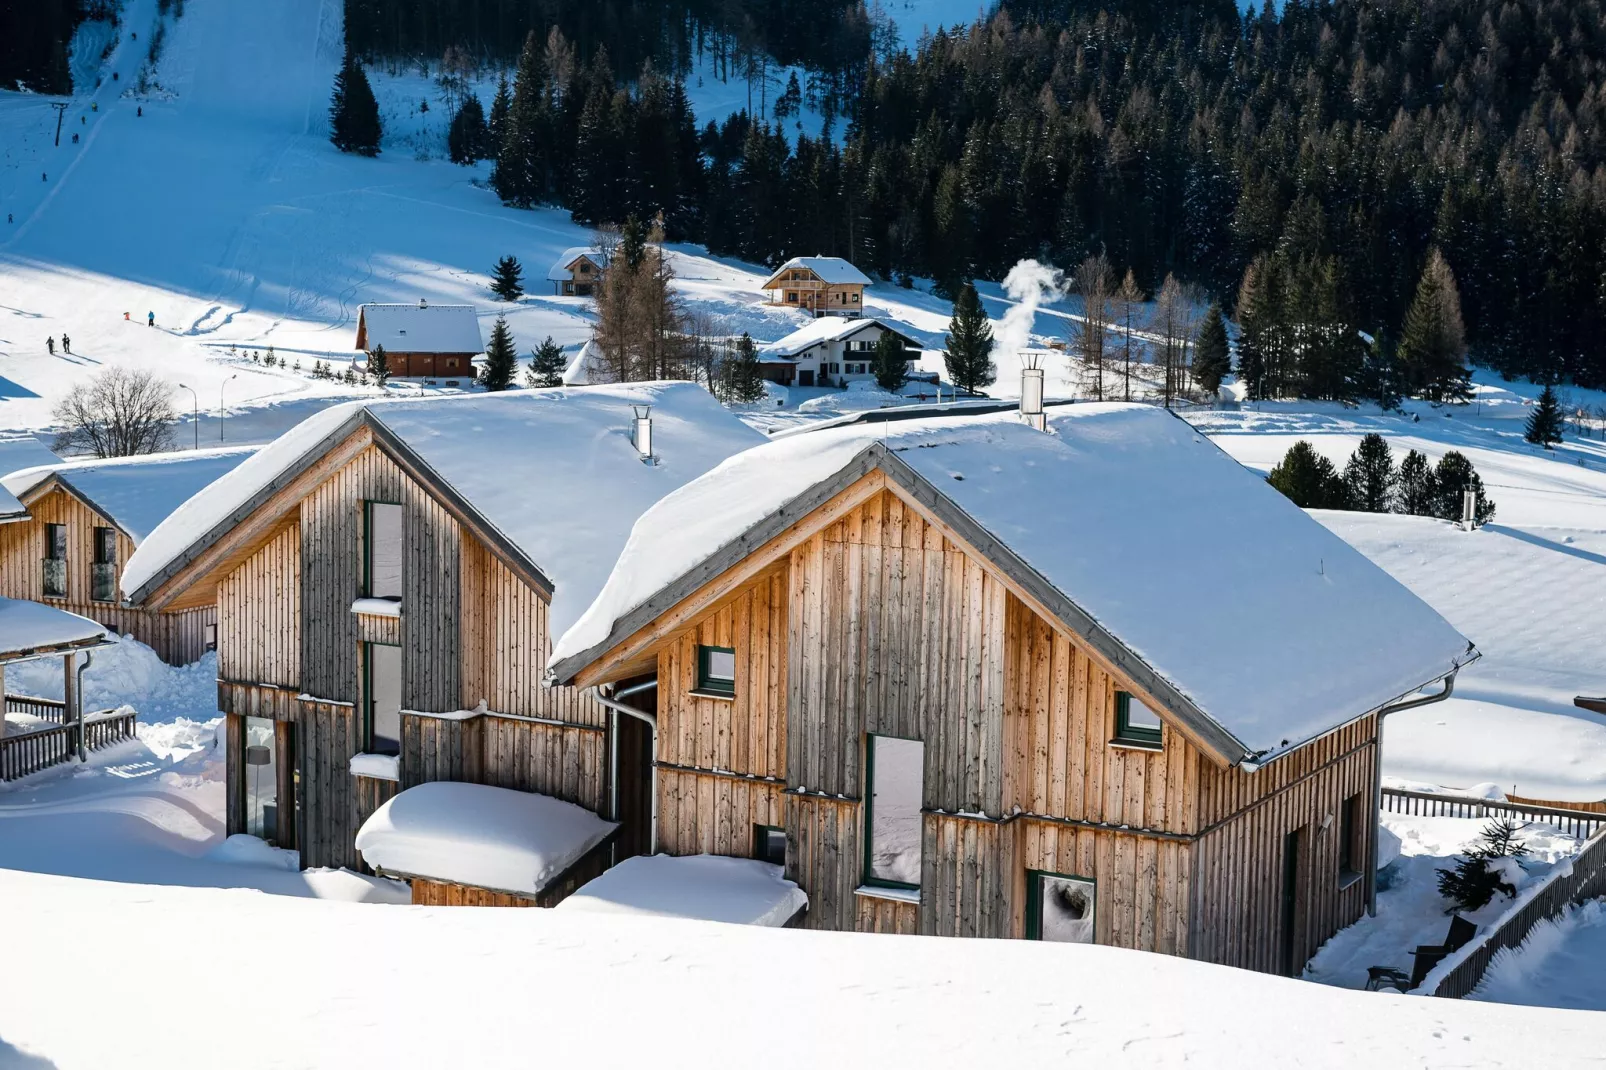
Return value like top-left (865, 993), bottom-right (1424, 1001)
top-left (590, 680), bottom-right (659, 856)
top-left (1368, 668), bottom-right (1459, 916)
top-left (74, 649), bottom-right (94, 762)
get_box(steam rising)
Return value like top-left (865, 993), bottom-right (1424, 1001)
top-left (996, 259), bottom-right (1064, 362)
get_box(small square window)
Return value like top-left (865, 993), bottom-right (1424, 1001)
top-left (754, 824), bottom-right (786, 867)
top-left (1113, 691), bottom-right (1163, 748)
top-left (1027, 871), bottom-right (1096, 942)
top-left (695, 645), bottom-right (736, 696)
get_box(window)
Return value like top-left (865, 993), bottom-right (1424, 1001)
top-left (754, 824), bottom-right (786, 867)
top-left (1113, 690), bottom-right (1163, 748)
top-left (850, 292), bottom-right (860, 303)
top-left (694, 645), bottom-right (736, 697)
top-left (865, 735), bottom-right (923, 888)
top-left (786, 291), bottom-right (799, 303)
top-left (204, 622), bottom-right (218, 652)
top-left (91, 525), bottom-right (117, 602)
top-left (364, 501), bottom-right (403, 600)
top-left (1338, 793), bottom-right (1364, 887)
top-left (578, 262), bottom-right (591, 275)
top-left (1027, 871), bottom-right (1097, 942)
top-left (242, 715), bottom-right (278, 841)
top-left (364, 642), bottom-right (402, 756)
top-left (41, 523), bottom-right (66, 598)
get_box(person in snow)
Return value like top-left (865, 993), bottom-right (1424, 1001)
top-left (147, 311), bottom-right (155, 327)
top-left (123, 312), bottom-right (129, 321)
top-left (137, 106), bottom-right (142, 117)
top-left (46, 337), bottom-right (54, 355)
top-left (91, 102), bottom-right (97, 112)
top-left (61, 335), bottom-right (71, 354)
top-left (71, 133), bottom-right (78, 143)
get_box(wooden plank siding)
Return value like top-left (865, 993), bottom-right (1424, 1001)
top-left (218, 523), bottom-right (301, 687)
top-left (0, 486), bottom-right (216, 664)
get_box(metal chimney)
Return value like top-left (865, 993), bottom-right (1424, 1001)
top-left (1020, 352), bottom-right (1046, 432)
top-left (1462, 483), bottom-right (1476, 530)
top-left (631, 404), bottom-right (655, 465)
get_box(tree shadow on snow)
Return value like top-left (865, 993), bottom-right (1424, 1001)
top-left (1485, 524), bottom-right (1606, 568)
top-left (0, 377), bottom-right (40, 399)
top-left (0, 1036), bottom-right (57, 1069)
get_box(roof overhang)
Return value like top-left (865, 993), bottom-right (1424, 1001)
top-left (15, 473), bottom-right (130, 538)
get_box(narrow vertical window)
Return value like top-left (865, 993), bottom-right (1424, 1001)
top-left (364, 501), bottom-right (403, 600)
top-left (365, 642), bottom-right (402, 756)
top-left (1338, 793), bottom-right (1364, 886)
top-left (242, 715), bottom-right (278, 841)
top-left (865, 735), bottom-right (924, 888)
top-left (91, 526), bottom-right (117, 602)
top-left (41, 523), bottom-right (67, 598)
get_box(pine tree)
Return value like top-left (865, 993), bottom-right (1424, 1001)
top-left (1397, 450), bottom-right (1438, 516)
top-left (1343, 433), bottom-right (1397, 512)
top-left (1525, 384), bottom-right (1564, 447)
top-left (619, 214), bottom-right (648, 272)
top-left (1432, 451), bottom-right (1496, 524)
top-left (1192, 304), bottom-right (1231, 396)
top-left (490, 255), bottom-right (525, 302)
top-left (480, 316), bottom-right (517, 392)
top-left (526, 336), bottom-right (567, 388)
top-left (488, 74), bottom-right (512, 146)
top-left (1436, 819), bottom-right (1528, 912)
top-left (873, 331), bottom-right (909, 392)
top-left (943, 282), bottom-right (995, 396)
top-left (1360, 329), bottom-right (1404, 412)
top-left (720, 333), bottom-right (766, 404)
top-left (494, 31), bottom-right (547, 207)
top-left (329, 50), bottom-right (381, 157)
top-left (1399, 248), bottom-right (1471, 403)
top-left (1235, 258), bottom-right (1268, 400)
top-left (447, 95), bottom-right (490, 165)
top-left (1268, 441), bottom-right (1350, 509)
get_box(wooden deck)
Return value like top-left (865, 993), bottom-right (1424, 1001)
top-left (1, 695), bottom-right (137, 780)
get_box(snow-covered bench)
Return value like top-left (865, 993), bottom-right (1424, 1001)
top-left (557, 854), bottom-right (808, 927)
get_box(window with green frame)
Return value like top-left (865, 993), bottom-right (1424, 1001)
top-left (1026, 870), bottom-right (1097, 943)
top-left (864, 734), bottom-right (924, 889)
top-left (693, 645), bottom-right (736, 696)
top-left (1113, 690), bottom-right (1163, 748)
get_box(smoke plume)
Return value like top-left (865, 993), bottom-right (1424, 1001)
top-left (996, 259), bottom-right (1063, 362)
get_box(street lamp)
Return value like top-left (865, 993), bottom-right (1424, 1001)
top-left (220, 373), bottom-right (238, 442)
top-left (177, 383), bottom-right (199, 450)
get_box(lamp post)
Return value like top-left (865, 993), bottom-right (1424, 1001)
top-left (177, 383), bottom-right (199, 450)
top-left (220, 373), bottom-right (238, 442)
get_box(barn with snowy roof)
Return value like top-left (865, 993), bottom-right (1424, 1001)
top-left (547, 402), bottom-right (1478, 975)
top-left (354, 302), bottom-right (483, 379)
top-left (761, 256), bottom-right (871, 317)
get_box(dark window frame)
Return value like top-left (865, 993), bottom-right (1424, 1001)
top-left (862, 732), bottom-right (924, 891)
top-left (41, 522), bottom-right (67, 599)
top-left (362, 499), bottom-right (403, 601)
top-left (363, 640), bottom-right (403, 756)
top-left (90, 525), bottom-right (117, 603)
top-left (1112, 690), bottom-right (1163, 749)
top-left (692, 644), bottom-right (736, 698)
top-left (1025, 869), bottom-right (1098, 941)
top-left (753, 824), bottom-right (786, 867)
top-left (1337, 793), bottom-right (1364, 888)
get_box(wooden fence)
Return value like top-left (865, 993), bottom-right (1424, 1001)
top-left (1419, 826), bottom-right (1606, 999)
top-left (4, 693), bottom-right (69, 724)
top-left (0, 706), bottom-right (137, 781)
top-left (1380, 787), bottom-right (1606, 839)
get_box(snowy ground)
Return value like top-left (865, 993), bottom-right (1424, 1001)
top-left (1473, 899), bottom-right (1606, 1011)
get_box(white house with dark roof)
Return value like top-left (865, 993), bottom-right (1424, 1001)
top-left (759, 316), bottom-right (921, 387)
top-left (761, 256), bottom-right (872, 317)
top-left (547, 247), bottom-right (611, 297)
top-left (354, 302), bottom-right (483, 379)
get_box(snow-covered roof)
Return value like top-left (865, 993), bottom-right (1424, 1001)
top-left (355, 781), bottom-right (617, 895)
top-left (123, 384), bottom-right (766, 641)
top-left (0, 597), bottom-right (106, 661)
top-left (355, 303), bottom-right (483, 354)
top-left (552, 404), bottom-right (1475, 764)
top-left (759, 316), bottom-right (918, 359)
top-left (2, 447), bottom-right (258, 543)
top-left (546, 247), bottom-right (610, 282)
top-left (561, 339), bottom-right (607, 386)
top-left (556, 855), bottom-right (808, 926)
top-left (761, 256), bottom-right (873, 288)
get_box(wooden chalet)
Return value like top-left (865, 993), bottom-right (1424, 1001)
top-left (120, 385), bottom-right (765, 900)
top-left (548, 404), bottom-right (1476, 974)
top-left (547, 247), bottom-right (610, 297)
top-left (759, 317), bottom-right (921, 388)
top-left (0, 449), bottom-right (256, 665)
top-left (354, 302), bottom-right (483, 379)
top-left (761, 257), bottom-right (871, 318)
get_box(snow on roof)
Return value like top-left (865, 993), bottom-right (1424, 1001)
top-left (759, 316), bottom-right (916, 358)
top-left (356, 303), bottom-right (484, 354)
top-left (2, 447), bottom-right (258, 543)
top-left (761, 256), bottom-right (873, 288)
top-left (0, 597), bottom-right (106, 661)
top-left (561, 339), bottom-right (607, 386)
top-left (123, 384), bottom-right (766, 640)
top-left (355, 781), bottom-right (617, 895)
top-left (555, 855), bottom-right (808, 926)
top-left (546, 247), bottom-right (610, 282)
top-left (0, 437), bottom-right (60, 523)
top-left (554, 404), bottom-right (1474, 762)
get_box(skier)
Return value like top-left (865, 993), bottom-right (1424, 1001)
top-left (61, 334), bottom-right (71, 355)
top-left (147, 311), bottom-right (155, 327)
top-left (123, 312), bottom-right (130, 321)
top-left (91, 102), bottom-right (97, 112)
top-left (41, 172), bottom-right (46, 182)
top-left (6, 214), bottom-right (11, 224)
top-left (72, 133), bottom-right (79, 144)
top-left (46, 337), bottom-right (54, 356)
top-left (137, 106), bottom-right (142, 117)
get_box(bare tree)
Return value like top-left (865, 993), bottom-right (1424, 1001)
top-left (52, 367), bottom-right (178, 457)
top-left (592, 214), bottom-right (691, 383)
top-left (1071, 253), bottom-right (1113, 401)
top-left (1152, 274), bottom-right (1195, 408)
top-left (1114, 269), bottom-right (1144, 401)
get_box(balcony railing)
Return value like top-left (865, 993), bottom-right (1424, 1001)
top-left (91, 562), bottom-right (117, 603)
top-left (41, 558), bottom-right (65, 598)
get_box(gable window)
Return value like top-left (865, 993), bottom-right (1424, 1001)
top-left (91, 526), bottom-right (117, 602)
top-left (578, 262), bottom-right (591, 275)
top-left (865, 734), bottom-right (923, 888)
top-left (754, 824), bottom-right (786, 867)
top-left (1027, 871), bottom-right (1097, 943)
top-left (364, 642), bottom-right (402, 756)
top-left (1337, 793), bottom-right (1364, 888)
top-left (42, 523), bottom-right (67, 598)
top-left (364, 501), bottom-right (403, 601)
top-left (693, 645), bottom-right (736, 697)
top-left (1113, 690), bottom-right (1163, 749)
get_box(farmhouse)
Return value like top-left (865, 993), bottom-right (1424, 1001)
top-left (547, 247), bottom-right (610, 297)
top-left (761, 256), bottom-right (871, 318)
top-left (0, 448), bottom-right (256, 665)
top-left (759, 317), bottom-right (922, 388)
top-left (121, 385), bottom-right (765, 896)
top-left (548, 404), bottom-right (1477, 974)
top-left (354, 302), bottom-right (483, 379)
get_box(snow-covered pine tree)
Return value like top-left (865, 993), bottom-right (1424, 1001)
top-left (873, 331), bottom-right (909, 393)
top-left (1192, 304), bottom-right (1231, 396)
top-left (1396, 449), bottom-right (1437, 516)
top-left (481, 316), bottom-right (517, 391)
top-left (1431, 451), bottom-right (1496, 524)
top-left (447, 95), bottom-right (490, 165)
top-left (943, 282), bottom-right (995, 396)
top-left (1398, 247), bottom-right (1471, 403)
top-left (1342, 433), bottom-right (1397, 513)
top-left (1436, 818), bottom-right (1528, 912)
top-left (1525, 383), bottom-right (1564, 447)
top-left (490, 255), bottom-right (525, 301)
top-left (720, 333), bottom-right (766, 404)
top-left (370, 344), bottom-right (391, 386)
top-left (1267, 441), bottom-right (1350, 509)
top-left (526, 336), bottom-right (567, 388)
top-left (329, 50), bottom-right (381, 157)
